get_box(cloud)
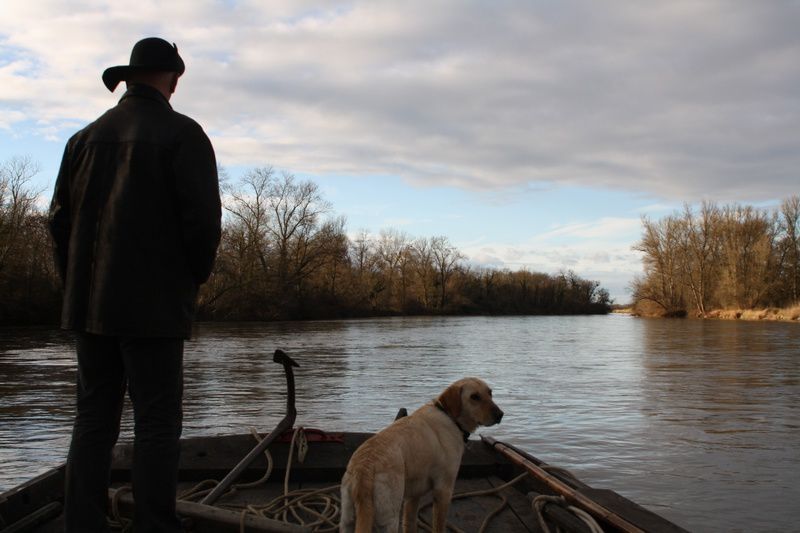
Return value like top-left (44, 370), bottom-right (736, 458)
top-left (0, 109), bottom-right (26, 131)
top-left (459, 216), bottom-right (645, 301)
top-left (1, 1), bottom-right (798, 203)
top-left (534, 217), bottom-right (642, 242)
top-left (464, 241), bottom-right (643, 302)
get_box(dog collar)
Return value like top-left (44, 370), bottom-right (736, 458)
top-left (434, 401), bottom-right (471, 443)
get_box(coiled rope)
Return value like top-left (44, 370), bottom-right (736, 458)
top-left (532, 494), bottom-right (605, 533)
top-left (178, 427), bottom-right (341, 532)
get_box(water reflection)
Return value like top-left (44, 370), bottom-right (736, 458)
top-left (637, 318), bottom-right (800, 530)
top-left (0, 328), bottom-right (76, 491)
top-left (1, 317), bottom-right (799, 532)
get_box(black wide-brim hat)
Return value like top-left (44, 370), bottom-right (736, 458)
top-left (102, 37), bottom-right (185, 92)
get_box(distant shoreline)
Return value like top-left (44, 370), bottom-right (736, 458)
top-left (613, 306), bottom-right (800, 323)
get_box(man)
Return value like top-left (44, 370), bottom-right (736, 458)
top-left (49, 37), bottom-right (222, 532)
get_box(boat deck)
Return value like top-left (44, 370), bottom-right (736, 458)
top-left (3, 431), bottom-right (687, 533)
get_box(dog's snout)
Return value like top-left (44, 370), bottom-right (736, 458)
top-left (493, 406), bottom-right (504, 424)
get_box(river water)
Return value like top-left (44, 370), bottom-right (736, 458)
top-left (1, 315), bottom-right (798, 532)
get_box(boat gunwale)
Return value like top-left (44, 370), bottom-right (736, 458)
top-left (0, 431), bottom-right (689, 533)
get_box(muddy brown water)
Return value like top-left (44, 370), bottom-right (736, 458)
top-left (1, 315), bottom-right (798, 532)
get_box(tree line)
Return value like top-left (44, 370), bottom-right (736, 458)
top-left (0, 157), bottom-right (62, 324)
top-left (0, 159), bottom-right (611, 325)
top-left (632, 197), bottom-right (800, 317)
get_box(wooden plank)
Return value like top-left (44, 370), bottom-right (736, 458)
top-left (0, 465), bottom-right (64, 527)
top-left (484, 476), bottom-right (538, 532)
top-left (177, 480), bottom-right (299, 508)
top-left (112, 432), bottom-right (507, 486)
top-left (414, 477), bottom-right (535, 532)
top-left (417, 478), bottom-right (485, 531)
top-left (112, 432), bottom-right (370, 484)
top-left (485, 438), bottom-right (647, 533)
top-left (1, 502), bottom-right (62, 533)
top-left (582, 489), bottom-right (690, 533)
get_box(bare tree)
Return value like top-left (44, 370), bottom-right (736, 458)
top-left (266, 171), bottom-right (332, 297)
top-left (376, 229), bottom-right (412, 311)
top-left (0, 156), bottom-right (616, 322)
top-left (778, 196), bottom-right (800, 303)
top-left (430, 236), bottom-right (464, 310)
top-left (632, 215), bottom-right (685, 314)
top-left (717, 205), bottom-right (775, 308)
top-left (313, 215), bottom-right (350, 299)
top-left (412, 237), bottom-right (435, 310)
top-left (348, 230), bottom-right (384, 310)
top-left (224, 167), bottom-right (273, 278)
top-left (679, 201), bottom-right (721, 316)
top-left (0, 156), bottom-right (42, 274)
top-left (222, 167), bottom-right (333, 313)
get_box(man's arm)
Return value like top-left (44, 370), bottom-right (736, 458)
top-left (49, 144), bottom-right (72, 283)
top-left (173, 122), bottom-right (222, 285)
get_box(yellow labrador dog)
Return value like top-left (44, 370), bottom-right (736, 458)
top-left (339, 377), bottom-right (503, 533)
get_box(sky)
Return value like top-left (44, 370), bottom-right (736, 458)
top-left (1, 1), bottom-right (799, 302)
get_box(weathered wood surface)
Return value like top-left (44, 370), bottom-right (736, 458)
top-left (0, 465), bottom-right (64, 531)
top-left (484, 436), bottom-right (690, 533)
top-left (2, 431), bottom-right (690, 533)
top-left (110, 488), bottom-right (311, 533)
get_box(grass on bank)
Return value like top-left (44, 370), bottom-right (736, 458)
top-left (619, 302), bottom-right (800, 322)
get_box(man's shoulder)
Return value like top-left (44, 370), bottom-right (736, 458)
top-left (169, 109), bottom-right (212, 144)
top-left (170, 109), bottom-right (205, 132)
top-left (69, 102), bottom-right (210, 146)
top-left (66, 112), bottom-right (108, 146)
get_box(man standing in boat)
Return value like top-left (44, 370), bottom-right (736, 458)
top-left (49, 37), bottom-right (221, 532)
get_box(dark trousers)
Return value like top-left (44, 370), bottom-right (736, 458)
top-left (64, 332), bottom-right (184, 533)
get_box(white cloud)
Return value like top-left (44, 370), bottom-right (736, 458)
top-left (1, 1), bottom-right (798, 204)
top-left (463, 241), bottom-right (643, 302)
top-left (0, 109), bottom-right (26, 131)
top-left (534, 218), bottom-right (642, 242)
top-left (459, 216), bottom-right (645, 301)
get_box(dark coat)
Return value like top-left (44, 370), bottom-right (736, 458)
top-left (49, 84), bottom-right (222, 338)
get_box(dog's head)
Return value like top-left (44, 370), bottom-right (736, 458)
top-left (436, 377), bottom-right (503, 433)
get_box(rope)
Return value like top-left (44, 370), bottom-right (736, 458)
top-left (532, 494), bottom-right (605, 533)
top-left (233, 427), bottom-right (342, 532)
top-left (567, 505), bottom-right (605, 533)
top-left (417, 472), bottom-right (530, 533)
top-left (109, 485), bottom-right (133, 532)
top-left (177, 428), bottom-right (276, 504)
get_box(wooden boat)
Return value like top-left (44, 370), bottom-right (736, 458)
top-left (0, 352), bottom-right (690, 533)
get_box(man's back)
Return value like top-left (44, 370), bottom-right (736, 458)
top-left (51, 37), bottom-right (220, 533)
top-left (50, 83), bottom-right (221, 338)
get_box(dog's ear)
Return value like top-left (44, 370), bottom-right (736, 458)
top-left (437, 384), bottom-right (462, 418)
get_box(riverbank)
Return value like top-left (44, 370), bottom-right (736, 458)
top-left (616, 305), bottom-right (800, 322)
top-left (704, 306), bottom-right (800, 322)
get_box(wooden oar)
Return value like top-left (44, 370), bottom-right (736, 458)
top-left (201, 349), bottom-right (299, 506)
top-left (481, 436), bottom-right (645, 533)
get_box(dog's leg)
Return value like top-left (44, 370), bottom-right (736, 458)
top-left (401, 497), bottom-right (421, 533)
top-left (431, 488), bottom-right (453, 533)
top-left (339, 478), bottom-right (356, 533)
top-left (373, 472), bottom-right (403, 533)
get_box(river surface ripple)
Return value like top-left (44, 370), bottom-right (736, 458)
top-left (1, 315), bottom-right (799, 532)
